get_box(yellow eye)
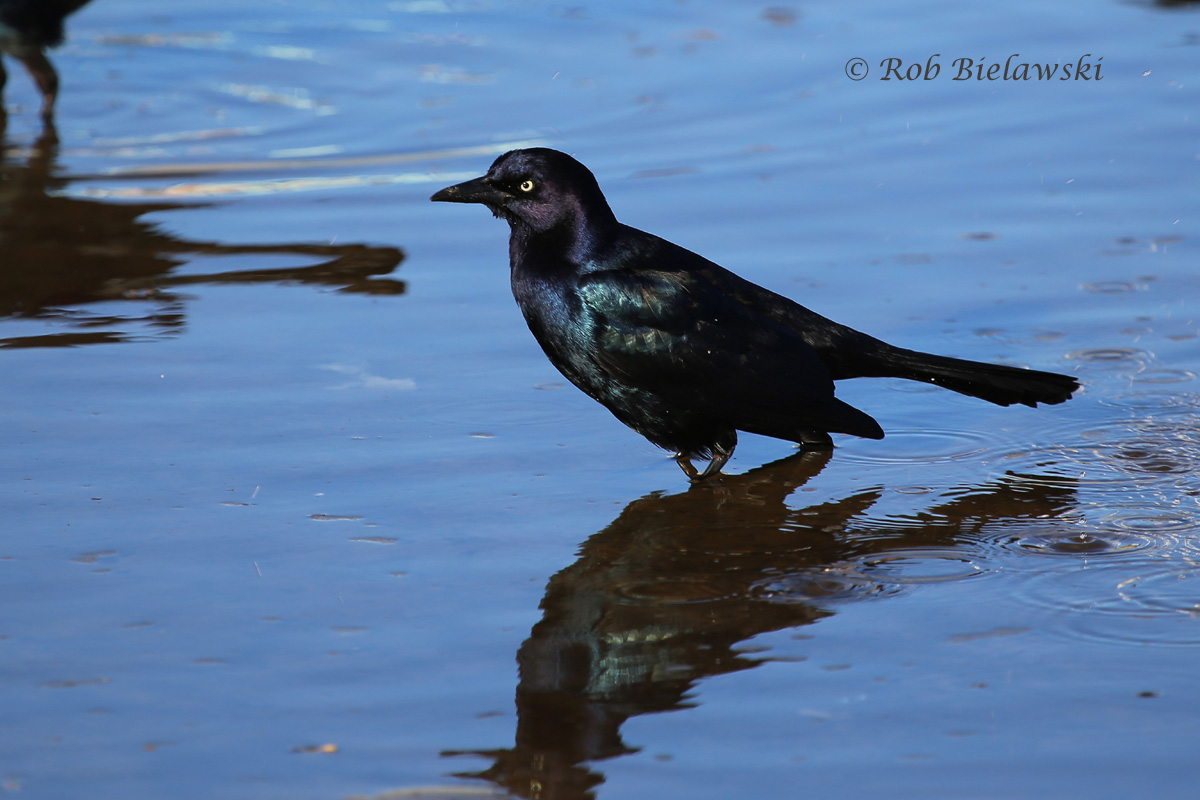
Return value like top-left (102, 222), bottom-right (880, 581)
top-left (519, 179), bottom-right (535, 192)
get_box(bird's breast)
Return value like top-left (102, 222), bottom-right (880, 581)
top-left (510, 270), bottom-right (608, 391)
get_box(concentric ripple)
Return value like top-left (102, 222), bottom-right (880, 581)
top-left (1065, 347), bottom-right (1154, 366)
top-left (1127, 368), bottom-right (1196, 385)
top-left (999, 417), bottom-right (1200, 489)
top-left (838, 428), bottom-right (994, 466)
top-left (1005, 529), bottom-right (1159, 557)
top-left (1014, 560), bottom-right (1200, 647)
top-left (1100, 391), bottom-right (1200, 411)
top-left (1100, 425), bottom-right (1199, 478)
top-left (610, 575), bottom-right (741, 605)
top-left (753, 538), bottom-right (1000, 603)
top-left (1088, 506), bottom-right (1200, 562)
top-left (751, 567), bottom-right (902, 604)
top-left (850, 547), bottom-right (992, 584)
top-left (1100, 508), bottom-right (1200, 535)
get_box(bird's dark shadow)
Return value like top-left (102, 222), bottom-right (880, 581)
top-left (0, 120), bottom-right (405, 348)
top-left (442, 452), bottom-right (1078, 800)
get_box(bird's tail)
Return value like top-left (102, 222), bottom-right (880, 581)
top-left (882, 348), bottom-right (1079, 408)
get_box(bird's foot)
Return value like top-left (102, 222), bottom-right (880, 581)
top-left (798, 430), bottom-right (834, 449)
top-left (675, 449), bottom-right (732, 481)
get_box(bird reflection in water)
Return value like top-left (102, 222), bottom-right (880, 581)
top-left (0, 121), bottom-right (405, 348)
top-left (445, 453), bottom-right (1077, 800)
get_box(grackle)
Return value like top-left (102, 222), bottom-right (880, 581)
top-left (431, 148), bottom-right (1078, 480)
top-left (0, 0), bottom-right (92, 118)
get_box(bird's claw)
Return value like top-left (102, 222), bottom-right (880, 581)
top-left (676, 450), bottom-right (732, 481)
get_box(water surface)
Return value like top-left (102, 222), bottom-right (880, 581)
top-left (2, 1), bottom-right (1198, 798)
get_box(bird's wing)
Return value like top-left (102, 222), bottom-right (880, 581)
top-left (577, 266), bottom-right (880, 438)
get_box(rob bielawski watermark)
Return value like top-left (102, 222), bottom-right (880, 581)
top-left (844, 54), bottom-right (1104, 82)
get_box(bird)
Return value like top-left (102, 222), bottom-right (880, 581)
top-left (0, 0), bottom-right (92, 118)
top-left (431, 148), bottom-right (1079, 480)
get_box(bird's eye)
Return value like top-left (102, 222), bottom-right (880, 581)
top-left (519, 179), bottom-right (535, 192)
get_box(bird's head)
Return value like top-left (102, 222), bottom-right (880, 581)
top-left (431, 148), bottom-right (618, 243)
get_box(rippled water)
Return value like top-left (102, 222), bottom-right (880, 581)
top-left (3, 0), bottom-right (1199, 798)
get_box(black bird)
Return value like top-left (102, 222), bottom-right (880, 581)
top-left (431, 148), bottom-right (1079, 480)
top-left (0, 0), bottom-right (92, 118)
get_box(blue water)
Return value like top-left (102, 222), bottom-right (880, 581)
top-left (2, 1), bottom-right (1198, 798)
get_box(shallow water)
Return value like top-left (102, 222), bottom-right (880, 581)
top-left (2, 1), bottom-right (1198, 798)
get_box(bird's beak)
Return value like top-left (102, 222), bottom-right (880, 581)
top-left (430, 175), bottom-right (506, 205)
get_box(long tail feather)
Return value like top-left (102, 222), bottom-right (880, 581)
top-left (884, 349), bottom-right (1079, 408)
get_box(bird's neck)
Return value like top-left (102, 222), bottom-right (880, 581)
top-left (508, 213), bottom-right (619, 277)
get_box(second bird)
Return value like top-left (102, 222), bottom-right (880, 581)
top-left (431, 148), bottom-right (1078, 480)
top-left (0, 0), bottom-right (92, 117)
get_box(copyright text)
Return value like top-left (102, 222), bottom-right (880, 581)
top-left (844, 54), bottom-right (1104, 82)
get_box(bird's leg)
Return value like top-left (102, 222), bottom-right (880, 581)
top-left (15, 49), bottom-right (59, 118)
top-left (674, 454), bottom-right (701, 480)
